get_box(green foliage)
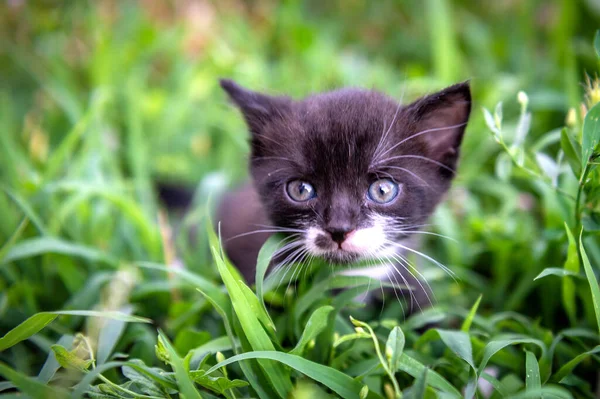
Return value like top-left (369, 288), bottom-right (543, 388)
top-left (1, 1), bottom-right (600, 398)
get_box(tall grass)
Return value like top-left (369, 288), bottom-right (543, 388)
top-left (0, 1), bottom-right (599, 398)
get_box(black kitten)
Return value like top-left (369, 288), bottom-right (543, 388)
top-left (217, 80), bottom-right (471, 295)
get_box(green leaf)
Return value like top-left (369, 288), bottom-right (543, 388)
top-left (1, 237), bottom-right (118, 266)
top-left (0, 362), bottom-right (68, 399)
top-left (0, 313), bottom-right (56, 352)
top-left (525, 350), bottom-right (541, 392)
top-left (436, 329), bottom-right (475, 369)
top-left (396, 353), bottom-right (461, 397)
top-left (239, 282), bottom-right (277, 334)
top-left (409, 368), bottom-right (428, 399)
top-left (51, 344), bottom-right (93, 372)
top-left (461, 294), bottom-right (482, 332)
top-left (582, 102), bottom-right (600, 170)
top-left (205, 351), bottom-right (369, 399)
top-left (563, 224), bottom-right (580, 323)
top-left (0, 310), bottom-right (149, 352)
top-left (157, 331), bottom-right (203, 399)
top-left (256, 234), bottom-right (283, 305)
top-left (595, 30), bottom-right (600, 58)
top-left (208, 223), bottom-right (292, 398)
top-left (385, 326), bottom-right (405, 373)
top-left (191, 370), bottom-right (249, 395)
top-left (580, 236), bottom-right (600, 335)
top-left (478, 337), bottom-right (546, 374)
top-left (37, 335), bottom-right (74, 383)
top-left (533, 268), bottom-right (582, 280)
top-left (550, 345), bottom-right (600, 382)
top-left (290, 305), bottom-right (334, 356)
top-left (560, 128), bottom-right (582, 177)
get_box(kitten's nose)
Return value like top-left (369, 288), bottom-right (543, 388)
top-left (327, 228), bottom-right (353, 245)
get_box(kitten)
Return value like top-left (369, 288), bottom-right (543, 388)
top-left (217, 79), bottom-right (471, 303)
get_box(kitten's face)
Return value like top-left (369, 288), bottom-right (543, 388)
top-left (221, 80), bottom-right (471, 264)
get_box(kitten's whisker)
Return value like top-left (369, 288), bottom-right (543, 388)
top-left (380, 166), bottom-right (430, 186)
top-left (373, 101), bottom-right (403, 162)
top-left (374, 154), bottom-right (455, 174)
top-left (388, 240), bottom-right (458, 282)
top-left (252, 223), bottom-right (304, 232)
top-left (386, 250), bottom-right (436, 308)
top-left (377, 122), bottom-right (468, 160)
top-left (226, 229), bottom-right (303, 242)
top-left (386, 230), bottom-right (457, 242)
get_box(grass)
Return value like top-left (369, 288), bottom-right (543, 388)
top-left (0, 1), bottom-right (600, 398)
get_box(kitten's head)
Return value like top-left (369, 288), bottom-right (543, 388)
top-left (221, 79), bottom-right (471, 264)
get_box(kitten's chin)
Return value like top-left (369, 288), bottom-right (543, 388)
top-left (320, 250), bottom-right (362, 264)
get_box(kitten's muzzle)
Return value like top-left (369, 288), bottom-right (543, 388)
top-left (327, 228), bottom-right (354, 246)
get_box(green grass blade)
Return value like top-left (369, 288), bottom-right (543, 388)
top-left (256, 234), bottom-right (282, 306)
top-left (2, 237), bottom-right (118, 266)
top-left (290, 305), bottom-right (334, 356)
top-left (580, 235), bottom-right (600, 334)
top-left (157, 331), bottom-right (204, 399)
top-left (207, 223), bottom-right (292, 398)
top-left (206, 351), bottom-right (367, 399)
top-left (525, 350), bottom-right (541, 392)
top-left (0, 313), bottom-right (57, 352)
top-left (0, 362), bottom-right (68, 399)
top-left (461, 294), bottom-right (482, 332)
top-left (0, 310), bottom-right (149, 352)
top-left (396, 353), bottom-right (461, 397)
top-left (563, 224), bottom-right (579, 323)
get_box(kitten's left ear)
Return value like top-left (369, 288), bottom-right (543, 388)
top-left (220, 79), bottom-right (290, 135)
top-left (407, 82), bottom-right (471, 174)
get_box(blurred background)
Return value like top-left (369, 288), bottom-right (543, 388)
top-left (1, 0), bottom-right (600, 391)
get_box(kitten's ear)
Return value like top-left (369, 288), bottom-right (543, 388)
top-left (407, 82), bottom-right (471, 174)
top-left (220, 79), bottom-right (290, 135)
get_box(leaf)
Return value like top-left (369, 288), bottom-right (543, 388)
top-left (208, 223), bottom-right (292, 398)
top-left (385, 326), bottom-right (405, 373)
top-left (436, 329), bottom-right (475, 369)
top-left (51, 344), bottom-right (93, 372)
top-left (256, 234), bottom-right (283, 305)
top-left (239, 282), bottom-right (277, 334)
top-left (595, 30), bottom-right (600, 58)
top-left (0, 310), bottom-right (150, 352)
top-left (478, 337), bottom-right (546, 374)
top-left (157, 331), bottom-right (203, 399)
top-left (563, 224), bottom-right (580, 324)
top-left (396, 353), bottom-right (461, 397)
top-left (0, 362), bottom-right (69, 399)
top-left (290, 306), bottom-right (334, 356)
top-left (461, 294), bottom-right (482, 332)
top-left (96, 306), bottom-right (131, 365)
top-left (580, 236), bottom-right (600, 335)
top-left (205, 351), bottom-right (372, 399)
top-left (0, 313), bottom-right (56, 352)
top-left (550, 345), bottom-right (600, 382)
top-left (37, 335), bottom-right (74, 383)
top-left (191, 370), bottom-right (249, 395)
top-left (560, 128), bottom-right (582, 177)
top-left (409, 368), bottom-right (428, 399)
top-left (581, 102), bottom-right (600, 170)
top-left (533, 268), bottom-right (582, 280)
top-left (525, 350), bottom-right (541, 392)
top-left (1, 237), bottom-right (118, 266)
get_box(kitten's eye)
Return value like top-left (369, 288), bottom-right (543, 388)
top-left (286, 180), bottom-right (316, 202)
top-left (367, 179), bottom-right (399, 204)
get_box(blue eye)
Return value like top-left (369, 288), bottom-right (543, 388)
top-left (286, 180), bottom-right (316, 202)
top-left (367, 179), bottom-right (399, 204)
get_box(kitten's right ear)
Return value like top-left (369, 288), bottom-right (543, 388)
top-left (219, 79), bottom-right (289, 135)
